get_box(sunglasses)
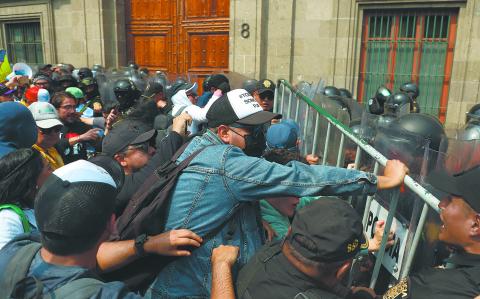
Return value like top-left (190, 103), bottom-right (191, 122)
top-left (40, 126), bottom-right (62, 135)
top-left (259, 92), bottom-right (274, 101)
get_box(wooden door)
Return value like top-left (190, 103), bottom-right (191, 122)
top-left (126, 0), bottom-right (229, 93)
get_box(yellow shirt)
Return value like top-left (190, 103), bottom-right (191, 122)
top-left (32, 144), bottom-right (64, 170)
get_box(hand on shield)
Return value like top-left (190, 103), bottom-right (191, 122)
top-left (377, 160), bottom-right (409, 190)
top-left (368, 220), bottom-right (395, 252)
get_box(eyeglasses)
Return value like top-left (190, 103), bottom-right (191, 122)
top-left (59, 104), bottom-right (76, 111)
top-left (40, 126), bottom-right (62, 135)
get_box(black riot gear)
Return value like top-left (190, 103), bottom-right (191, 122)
top-left (393, 113), bottom-right (445, 151)
top-left (367, 97), bottom-right (384, 115)
top-left (400, 82), bottom-right (419, 100)
top-left (375, 86), bottom-right (392, 104)
top-left (78, 68), bottom-right (93, 80)
top-left (113, 79), bottom-right (141, 112)
top-left (384, 92), bottom-right (413, 115)
top-left (466, 103), bottom-right (480, 124)
top-left (400, 82), bottom-right (421, 113)
top-left (128, 63), bottom-right (139, 70)
top-left (242, 79), bottom-right (258, 95)
top-left (143, 76), bottom-right (166, 98)
top-left (323, 86), bottom-right (340, 97)
top-left (459, 121), bottom-right (480, 141)
top-left (367, 86), bottom-right (392, 115)
top-left (338, 88), bottom-right (352, 99)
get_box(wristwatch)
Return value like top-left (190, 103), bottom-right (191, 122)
top-left (134, 233), bottom-right (149, 256)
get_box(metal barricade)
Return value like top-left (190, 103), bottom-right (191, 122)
top-left (273, 79), bottom-right (441, 288)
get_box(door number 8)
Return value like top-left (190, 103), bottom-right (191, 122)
top-left (241, 23), bottom-right (250, 39)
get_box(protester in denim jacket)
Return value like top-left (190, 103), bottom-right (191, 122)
top-left (146, 89), bottom-right (409, 298)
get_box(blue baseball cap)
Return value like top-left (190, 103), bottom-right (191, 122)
top-left (266, 122), bottom-right (298, 151)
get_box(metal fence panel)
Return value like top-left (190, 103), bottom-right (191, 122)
top-left (274, 79), bottom-right (442, 287)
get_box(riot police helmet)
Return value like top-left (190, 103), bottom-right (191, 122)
top-left (394, 113), bottom-right (445, 151)
top-left (466, 104), bottom-right (480, 124)
top-left (338, 88), bottom-right (353, 99)
top-left (144, 76), bottom-right (166, 98)
top-left (323, 86), bottom-right (341, 97)
top-left (400, 82), bottom-right (419, 99)
top-left (384, 92), bottom-right (413, 114)
top-left (128, 63), bottom-right (139, 70)
top-left (459, 121), bottom-right (480, 141)
top-left (375, 86), bottom-right (392, 104)
top-left (242, 79), bottom-right (258, 95)
top-left (113, 79), bottom-right (141, 111)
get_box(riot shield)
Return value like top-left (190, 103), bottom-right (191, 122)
top-left (306, 93), bottom-right (351, 165)
top-left (361, 127), bottom-right (430, 290)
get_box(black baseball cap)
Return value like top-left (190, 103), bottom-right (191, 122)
top-left (255, 79), bottom-right (276, 95)
top-left (206, 89), bottom-right (281, 128)
top-left (287, 198), bottom-right (368, 263)
top-left (102, 120), bottom-right (156, 156)
top-left (428, 165), bottom-right (480, 212)
top-left (35, 160), bottom-right (119, 254)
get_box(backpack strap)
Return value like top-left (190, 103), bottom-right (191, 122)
top-left (0, 204), bottom-right (31, 233)
top-left (0, 242), bottom-right (41, 298)
top-left (46, 278), bottom-right (104, 299)
top-left (236, 243), bottom-right (282, 298)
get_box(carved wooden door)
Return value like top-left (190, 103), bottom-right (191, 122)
top-left (126, 0), bottom-right (229, 93)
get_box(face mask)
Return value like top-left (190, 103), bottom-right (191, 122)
top-left (242, 126), bottom-right (266, 157)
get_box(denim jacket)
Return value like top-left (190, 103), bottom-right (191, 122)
top-left (146, 130), bottom-right (377, 298)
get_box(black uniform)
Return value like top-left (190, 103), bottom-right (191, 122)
top-left (236, 241), bottom-right (349, 299)
top-left (384, 251), bottom-right (480, 298)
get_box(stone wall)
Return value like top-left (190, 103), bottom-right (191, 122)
top-left (0, 0), bottom-right (122, 68)
top-left (229, 0), bottom-right (480, 127)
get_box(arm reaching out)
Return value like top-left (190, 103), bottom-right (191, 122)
top-left (376, 160), bottom-right (409, 190)
top-left (97, 229), bottom-right (202, 272)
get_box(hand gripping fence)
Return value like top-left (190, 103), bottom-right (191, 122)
top-left (273, 79), bottom-right (441, 288)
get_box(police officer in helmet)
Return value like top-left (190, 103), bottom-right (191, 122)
top-left (113, 79), bottom-right (141, 114)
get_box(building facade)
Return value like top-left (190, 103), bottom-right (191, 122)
top-left (0, 0), bottom-right (479, 127)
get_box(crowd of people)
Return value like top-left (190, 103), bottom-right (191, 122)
top-left (0, 62), bottom-right (479, 299)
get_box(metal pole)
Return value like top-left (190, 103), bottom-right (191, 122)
top-left (311, 113), bottom-right (321, 156)
top-left (287, 91), bottom-right (293, 119)
top-left (370, 188), bottom-right (400, 289)
top-left (302, 108), bottom-right (311, 156)
top-left (353, 145), bottom-right (362, 170)
top-left (280, 84), bottom-right (286, 115)
top-left (400, 203), bottom-right (429, 278)
top-left (362, 161), bottom-right (380, 227)
top-left (336, 133), bottom-right (345, 167)
top-left (322, 123), bottom-right (332, 165)
top-left (273, 82), bottom-right (279, 114)
top-left (294, 100), bottom-right (301, 123)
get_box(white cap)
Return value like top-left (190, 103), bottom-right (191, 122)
top-left (53, 160), bottom-right (117, 188)
top-left (28, 102), bottom-right (64, 129)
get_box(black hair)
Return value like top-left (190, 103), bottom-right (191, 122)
top-left (0, 148), bottom-right (44, 208)
top-left (262, 148), bottom-right (309, 165)
top-left (50, 91), bottom-right (77, 108)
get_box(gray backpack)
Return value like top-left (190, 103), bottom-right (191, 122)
top-left (0, 241), bottom-right (104, 299)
